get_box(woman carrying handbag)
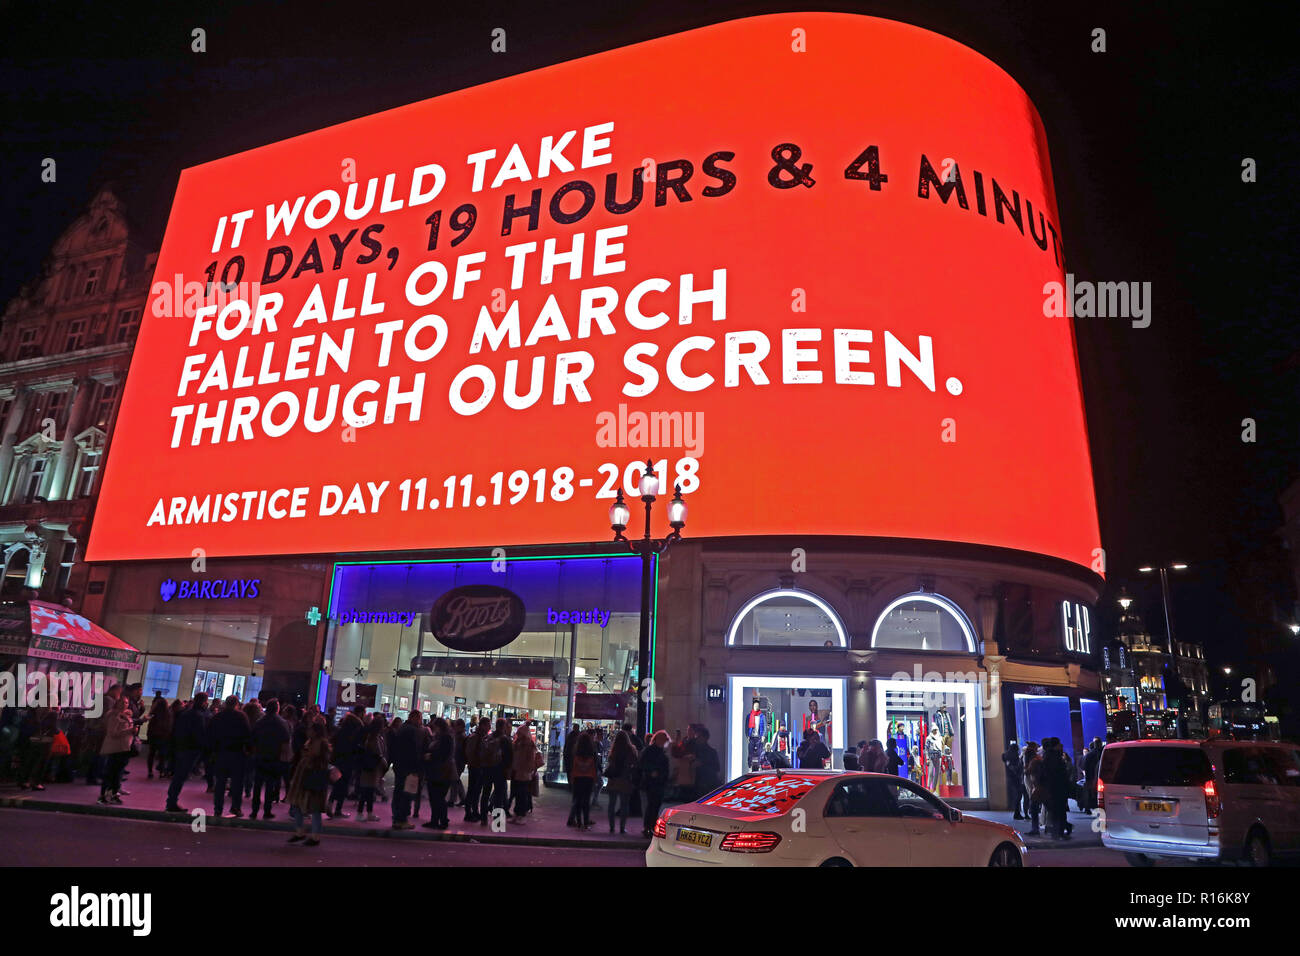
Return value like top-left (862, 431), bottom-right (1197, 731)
top-left (286, 718), bottom-right (333, 846)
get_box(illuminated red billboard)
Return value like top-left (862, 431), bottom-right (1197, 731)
top-left (88, 12), bottom-right (1102, 570)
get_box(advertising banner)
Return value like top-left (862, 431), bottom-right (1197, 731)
top-left (89, 12), bottom-right (1101, 570)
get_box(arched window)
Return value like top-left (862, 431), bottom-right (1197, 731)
top-left (726, 589), bottom-right (848, 648)
top-left (870, 591), bottom-right (976, 652)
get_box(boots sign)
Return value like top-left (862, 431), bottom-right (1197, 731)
top-left (429, 584), bottom-right (526, 652)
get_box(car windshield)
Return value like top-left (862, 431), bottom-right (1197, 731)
top-left (698, 773), bottom-right (821, 814)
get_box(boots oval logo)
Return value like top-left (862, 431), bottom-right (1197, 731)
top-left (430, 585), bottom-right (526, 652)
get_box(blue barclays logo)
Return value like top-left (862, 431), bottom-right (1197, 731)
top-left (547, 606), bottom-right (611, 627)
top-left (160, 578), bottom-right (260, 602)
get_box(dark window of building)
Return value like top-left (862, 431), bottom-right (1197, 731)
top-left (115, 308), bottom-right (141, 343)
top-left (82, 266), bottom-right (100, 297)
top-left (77, 449), bottom-right (101, 497)
top-left (65, 317), bottom-right (88, 351)
top-left (24, 456), bottom-right (49, 501)
top-left (93, 383), bottom-right (118, 428)
top-left (17, 326), bottom-right (40, 359)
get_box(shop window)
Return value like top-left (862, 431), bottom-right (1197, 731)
top-left (876, 678), bottom-right (983, 798)
top-left (871, 592), bottom-right (976, 652)
top-left (143, 660), bottom-right (182, 699)
top-left (725, 589), bottom-right (847, 647)
top-left (727, 675), bottom-right (846, 779)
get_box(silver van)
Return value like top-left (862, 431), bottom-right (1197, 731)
top-left (1098, 739), bottom-right (1300, 866)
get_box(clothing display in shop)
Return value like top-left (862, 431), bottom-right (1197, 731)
top-left (747, 700), bottom-right (770, 768)
top-left (925, 728), bottom-right (944, 792)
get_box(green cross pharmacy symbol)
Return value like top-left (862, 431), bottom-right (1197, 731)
top-left (306, 606), bottom-right (321, 625)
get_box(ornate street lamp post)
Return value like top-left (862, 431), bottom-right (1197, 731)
top-left (608, 459), bottom-right (687, 737)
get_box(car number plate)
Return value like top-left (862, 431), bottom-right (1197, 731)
top-left (1138, 800), bottom-right (1173, 813)
top-left (675, 827), bottom-right (713, 848)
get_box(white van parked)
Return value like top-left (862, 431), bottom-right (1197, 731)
top-left (1098, 739), bottom-right (1300, 866)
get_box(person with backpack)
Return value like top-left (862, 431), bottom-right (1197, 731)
top-left (604, 730), bottom-right (639, 834)
top-left (568, 731), bottom-right (600, 830)
top-left (478, 718), bottom-right (513, 826)
top-left (463, 717), bottom-right (490, 823)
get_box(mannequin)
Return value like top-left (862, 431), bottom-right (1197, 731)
top-left (925, 727), bottom-right (944, 792)
top-left (746, 698), bottom-right (767, 768)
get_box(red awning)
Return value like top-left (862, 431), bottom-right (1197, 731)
top-left (24, 600), bottom-right (142, 670)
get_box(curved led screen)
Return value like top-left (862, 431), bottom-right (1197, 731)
top-left (88, 13), bottom-right (1101, 570)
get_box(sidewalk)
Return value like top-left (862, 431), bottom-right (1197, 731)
top-left (965, 808), bottom-right (1103, 850)
top-left (0, 772), bottom-right (651, 850)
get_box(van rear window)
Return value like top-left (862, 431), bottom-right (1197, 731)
top-left (1102, 746), bottom-right (1213, 787)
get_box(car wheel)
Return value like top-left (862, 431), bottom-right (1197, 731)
top-left (819, 857), bottom-right (853, 867)
top-left (1244, 830), bottom-right (1272, 867)
top-left (1124, 852), bottom-right (1155, 867)
top-left (989, 843), bottom-right (1022, 867)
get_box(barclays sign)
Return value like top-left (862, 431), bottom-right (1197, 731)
top-left (160, 578), bottom-right (261, 602)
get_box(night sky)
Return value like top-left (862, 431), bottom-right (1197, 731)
top-left (2, 1), bottom-right (1297, 696)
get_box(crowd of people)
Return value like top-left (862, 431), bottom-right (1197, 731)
top-left (1001, 736), bottom-right (1105, 839)
top-left (0, 683), bottom-right (730, 847)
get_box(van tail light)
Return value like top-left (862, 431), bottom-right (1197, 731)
top-left (1203, 780), bottom-right (1221, 820)
top-left (1096, 778), bottom-right (1105, 810)
top-left (719, 831), bottom-right (782, 853)
top-left (653, 816), bottom-right (667, 839)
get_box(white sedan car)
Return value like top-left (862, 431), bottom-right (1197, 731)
top-left (647, 770), bottom-right (1026, 867)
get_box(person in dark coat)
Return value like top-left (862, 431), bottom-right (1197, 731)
top-left (1002, 742), bottom-right (1026, 819)
top-left (422, 717), bottom-right (455, 830)
top-left (638, 730), bottom-right (670, 837)
top-left (250, 698), bottom-right (291, 819)
top-left (797, 730), bottom-right (830, 770)
top-left (327, 706), bottom-right (366, 819)
top-left (389, 710), bottom-right (427, 830)
top-left (1082, 737), bottom-right (1104, 812)
top-left (209, 695), bottom-right (252, 817)
top-left (1040, 737), bottom-right (1073, 839)
top-left (144, 694), bottom-right (172, 779)
top-left (165, 693), bottom-right (210, 812)
top-left (478, 718), bottom-right (513, 826)
top-left (842, 746), bottom-right (861, 771)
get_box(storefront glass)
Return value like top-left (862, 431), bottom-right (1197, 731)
top-left (322, 555), bottom-right (644, 748)
top-left (100, 559), bottom-right (329, 708)
top-left (726, 675), bottom-right (846, 780)
top-left (871, 592), bottom-right (976, 652)
top-left (726, 589), bottom-right (848, 647)
top-left (874, 678), bottom-right (984, 798)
